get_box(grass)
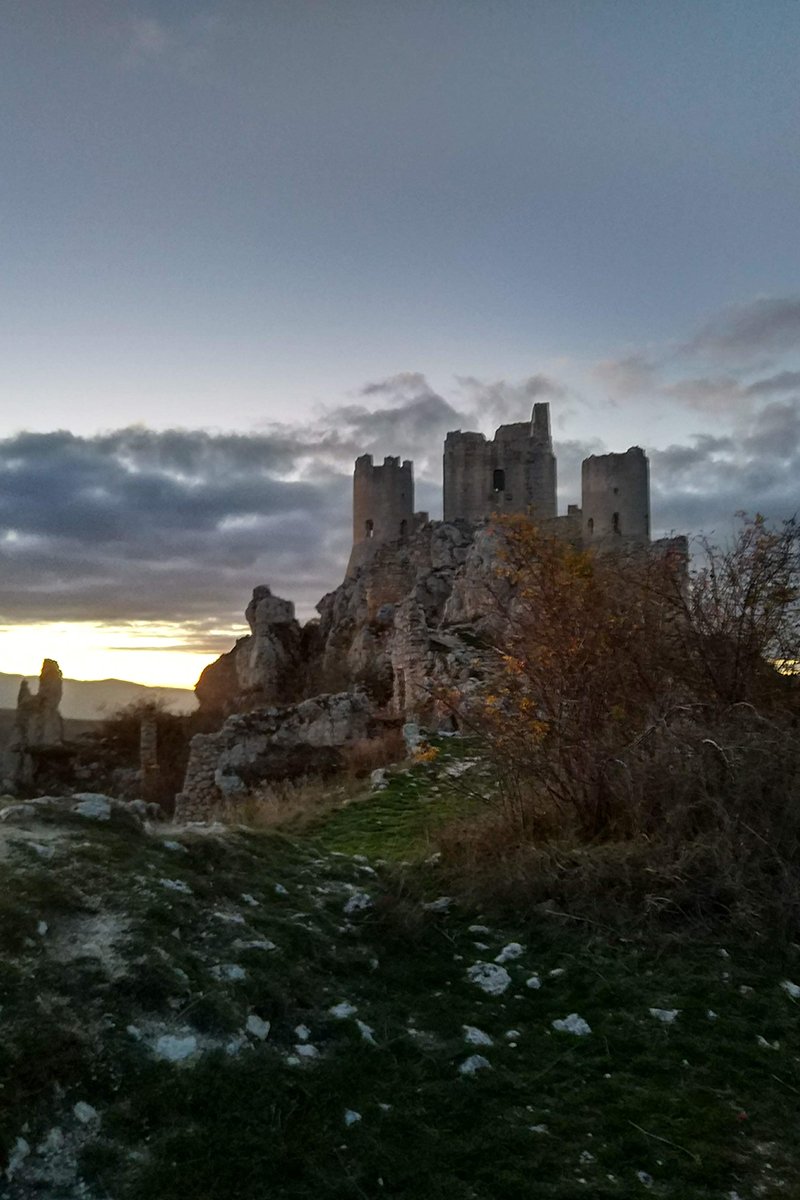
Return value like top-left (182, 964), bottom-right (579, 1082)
top-left (1, 754), bottom-right (799, 1198)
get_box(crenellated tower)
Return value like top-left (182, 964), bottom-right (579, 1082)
top-left (346, 454), bottom-right (415, 576)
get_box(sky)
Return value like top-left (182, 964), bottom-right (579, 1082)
top-left (0, 0), bottom-right (798, 688)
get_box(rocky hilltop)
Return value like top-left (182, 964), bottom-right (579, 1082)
top-left (175, 517), bottom-right (506, 819)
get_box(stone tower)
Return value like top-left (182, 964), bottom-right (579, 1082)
top-left (581, 446), bottom-right (650, 543)
top-left (347, 454), bottom-right (414, 576)
top-left (443, 402), bottom-right (557, 523)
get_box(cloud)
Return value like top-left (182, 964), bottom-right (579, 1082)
top-left (128, 17), bottom-right (169, 60)
top-left (0, 371), bottom-right (573, 633)
top-left (685, 296), bottom-right (800, 360)
top-left (744, 370), bottom-right (800, 397)
top-left (593, 354), bottom-right (658, 398)
top-left (649, 403), bottom-right (800, 535)
top-left (1, 364), bottom-right (793, 641)
top-left (0, 426), bottom-right (351, 632)
top-left (123, 12), bottom-right (220, 73)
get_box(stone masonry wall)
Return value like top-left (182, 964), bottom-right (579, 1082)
top-left (174, 691), bottom-right (372, 821)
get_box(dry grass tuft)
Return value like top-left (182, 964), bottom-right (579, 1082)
top-left (235, 775), bottom-right (363, 830)
top-left (341, 728), bottom-right (405, 779)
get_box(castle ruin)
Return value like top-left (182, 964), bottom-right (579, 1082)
top-left (348, 401), bottom-right (651, 563)
top-left (175, 402), bottom-right (675, 820)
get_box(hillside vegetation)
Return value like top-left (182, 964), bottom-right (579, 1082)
top-left (1, 740), bottom-right (799, 1199)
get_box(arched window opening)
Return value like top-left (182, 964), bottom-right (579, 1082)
top-left (365, 519), bottom-right (374, 539)
top-left (612, 512), bottom-right (620, 535)
top-left (587, 517), bottom-right (594, 536)
top-left (493, 469), bottom-right (505, 492)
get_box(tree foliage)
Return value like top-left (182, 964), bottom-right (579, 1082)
top-left (450, 514), bottom-right (800, 928)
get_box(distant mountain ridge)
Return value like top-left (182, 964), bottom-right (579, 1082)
top-left (0, 671), bottom-right (196, 721)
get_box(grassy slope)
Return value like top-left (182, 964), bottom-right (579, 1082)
top-left (1, 744), bottom-right (799, 1198)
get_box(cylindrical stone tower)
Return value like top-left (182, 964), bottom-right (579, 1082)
top-left (581, 446), bottom-right (650, 543)
top-left (347, 454), bottom-right (414, 575)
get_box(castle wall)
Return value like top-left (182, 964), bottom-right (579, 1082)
top-left (443, 402), bottom-right (557, 524)
top-left (581, 447), bottom-right (650, 543)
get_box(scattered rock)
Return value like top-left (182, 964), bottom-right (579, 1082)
top-left (467, 962), bottom-right (512, 996)
top-left (552, 1013), bottom-right (591, 1036)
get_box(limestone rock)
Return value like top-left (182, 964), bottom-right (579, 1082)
top-left (196, 588), bottom-right (303, 716)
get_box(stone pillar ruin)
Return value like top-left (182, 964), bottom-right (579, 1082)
top-left (139, 712), bottom-right (160, 804)
top-left (1, 659), bottom-right (65, 792)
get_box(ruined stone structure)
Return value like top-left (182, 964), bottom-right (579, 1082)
top-left (443, 402), bottom-right (557, 524)
top-left (1, 659), bottom-right (65, 792)
top-left (174, 691), bottom-right (372, 821)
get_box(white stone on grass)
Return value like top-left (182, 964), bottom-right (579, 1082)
top-left (210, 963), bottom-right (246, 982)
top-left (162, 840), bottom-right (187, 853)
top-left (649, 1007), bottom-right (679, 1024)
top-left (6, 1137), bottom-right (30, 1179)
top-left (160, 878), bottom-right (192, 895)
top-left (274, 883), bottom-right (288, 896)
top-left (468, 925), bottom-right (490, 934)
top-left (422, 896), bottom-right (453, 912)
top-left (459, 1054), bottom-right (492, 1075)
top-left (73, 795), bottom-right (112, 821)
top-left (552, 1013), bottom-right (591, 1036)
top-left (329, 1001), bottom-right (358, 1019)
top-left (780, 979), bottom-right (800, 999)
top-left (463, 1025), bottom-right (493, 1046)
top-left (241, 893), bottom-right (260, 906)
top-left (525, 975), bottom-right (542, 990)
top-left (495, 942), bottom-right (524, 964)
top-left (232, 938), bottom-right (276, 952)
top-left (467, 962), bottom-right (512, 996)
top-left (295, 1024), bottom-right (311, 1041)
top-left (356, 1019), bottom-right (377, 1045)
top-left (154, 1034), bottom-right (198, 1063)
top-left (246, 1014), bottom-right (270, 1041)
top-left (344, 1109), bottom-right (362, 1126)
top-left (343, 891), bottom-right (372, 915)
top-left (294, 1043), bottom-right (319, 1058)
top-left (73, 1101), bottom-right (99, 1125)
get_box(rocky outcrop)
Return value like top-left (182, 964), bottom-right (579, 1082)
top-left (1, 659), bottom-right (65, 793)
top-left (196, 586), bottom-right (303, 717)
top-left (174, 691), bottom-right (373, 821)
top-left (180, 519), bottom-right (507, 819)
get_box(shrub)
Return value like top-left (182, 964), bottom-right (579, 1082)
top-left (441, 513), bottom-right (800, 932)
